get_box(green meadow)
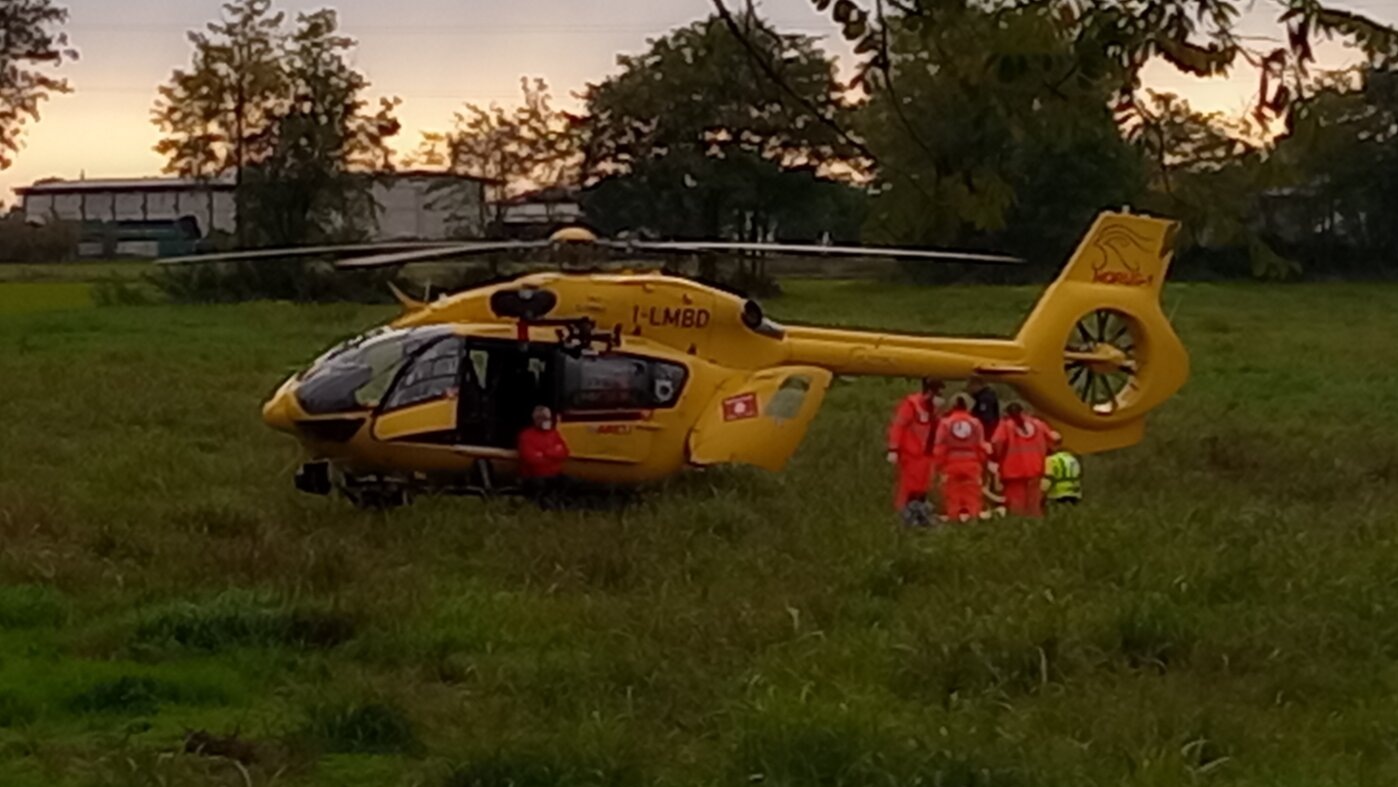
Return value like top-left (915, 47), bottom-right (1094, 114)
top-left (0, 273), bottom-right (1396, 786)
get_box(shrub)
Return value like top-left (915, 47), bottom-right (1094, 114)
top-left (0, 585), bottom-right (67, 628)
top-left (91, 280), bottom-right (160, 306)
top-left (303, 699), bottom-right (420, 755)
top-left (732, 712), bottom-right (1032, 787)
top-left (1109, 596), bottom-right (1199, 673)
top-left (444, 749), bottom-right (642, 787)
top-left (149, 259), bottom-right (398, 304)
top-left (132, 591), bottom-right (355, 652)
top-left (67, 676), bottom-right (169, 716)
top-left (148, 258), bottom-right (508, 304)
top-left (0, 691), bottom-right (38, 727)
top-left (0, 215), bottom-right (79, 263)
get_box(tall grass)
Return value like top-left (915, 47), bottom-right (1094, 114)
top-left (0, 280), bottom-right (1395, 785)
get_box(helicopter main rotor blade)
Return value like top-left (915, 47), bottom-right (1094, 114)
top-left (157, 241), bottom-right (463, 266)
top-left (607, 240), bottom-right (1025, 265)
top-left (334, 240), bottom-right (551, 269)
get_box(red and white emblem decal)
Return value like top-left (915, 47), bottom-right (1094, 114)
top-left (951, 420), bottom-right (974, 439)
top-left (722, 392), bottom-right (759, 422)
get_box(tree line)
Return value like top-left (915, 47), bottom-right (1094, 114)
top-left (3, 0), bottom-right (1397, 279)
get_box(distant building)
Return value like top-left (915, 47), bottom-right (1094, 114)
top-left (17, 176), bottom-right (237, 239)
top-left (496, 187), bottom-right (584, 239)
top-left (374, 171), bottom-right (492, 241)
top-left (15, 171), bottom-right (493, 257)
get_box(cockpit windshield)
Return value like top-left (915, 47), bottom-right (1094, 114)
top-left (296, 326), bottom-right (454, 415)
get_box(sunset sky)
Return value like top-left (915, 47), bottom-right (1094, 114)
top-left (3, 0), bottom-right (1394, 206)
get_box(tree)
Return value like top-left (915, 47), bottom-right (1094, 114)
top-left (579, 13), bottom-right (866, 242)
top-left (780, 0), bottom-right (1398, 277)
top-left (153, 2), bottom-right (399, 247)
top-left (0, 0), bottom-right (76, 169)
top-left (153, 0), bottom-right (287, 241)
top-left (241, 10), bottom-right (400, 246)
top-left (416, 78), bottom-right (580, 236)
top-left (1128, 91), bottom-right (1300, 278)
top-left (854, 2), bottom-right (1142, 265)
top-left (1268, 67), bottom-right (1398, 275)
top-left (804, 0), bottom-right (1398, 129)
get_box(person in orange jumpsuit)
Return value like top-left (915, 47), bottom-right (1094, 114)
top-left (886, 378), bottom-right (944, 525)
top-left (517, 405), bottom-right (570, 508)
top-left (990, 403), bottom-right (1060, 518)
top-left (933, 393), bottom-right (991, 523)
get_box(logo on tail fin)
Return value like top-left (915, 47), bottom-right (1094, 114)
top-left (1089, 224), bottom-right (1156, 287)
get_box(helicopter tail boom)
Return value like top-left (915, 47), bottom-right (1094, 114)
top-left (779, 211), bottom-right (1188, 455)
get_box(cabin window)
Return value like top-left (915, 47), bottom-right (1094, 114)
top-left (296, 327), bottom-right (453, 415)
top-left (383, 337), bottom-right (465, 411)
top-left (561, 355), bottom-right (688, 412)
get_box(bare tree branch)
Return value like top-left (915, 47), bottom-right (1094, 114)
top-left (870, 0), bottom-right (944, 174)
top-left (710, 0), bottom-right (876, 162)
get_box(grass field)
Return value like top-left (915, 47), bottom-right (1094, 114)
top-left (1, 278), bottom-right (1397, 786)
top-left (0, 261), bottom-right (148, 284)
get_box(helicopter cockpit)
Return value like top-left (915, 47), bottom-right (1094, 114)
top-left (286, 324), bottom-right (691, 451)
top-left (295, 326), bottom-right (456, 416)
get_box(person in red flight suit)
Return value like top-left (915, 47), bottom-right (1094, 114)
top-left (990, 403), bottom-right (1060, 518)
top-left (886, 378), bottom-right (944, 526)
top-left (517, 405), bottom-right (570, 508)
top-left (933, 393), bottom-right (991, 523)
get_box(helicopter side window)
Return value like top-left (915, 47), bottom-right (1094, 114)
top-left (383, 337), bottom-right (465, 411)
top-left (561, 355), bottom-right (688, 412)
top-left (296, 327), bottom-right (452, 415)
top-left (765, 375), bottom-right (813, 420)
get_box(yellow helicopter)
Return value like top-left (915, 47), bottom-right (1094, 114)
top-left (164, 209), bottom-right (1188, 506)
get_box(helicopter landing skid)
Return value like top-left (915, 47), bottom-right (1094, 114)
top-left (295, 459), bottom-right (531, 509)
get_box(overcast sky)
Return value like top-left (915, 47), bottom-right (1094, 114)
top-left (4, 0), bottom-right (1395, 204)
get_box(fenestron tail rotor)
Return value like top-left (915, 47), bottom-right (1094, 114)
top-left (1003, 211), bottom-right (1188, 456)
top-left (1063, 309), bottom-right (1140, 415)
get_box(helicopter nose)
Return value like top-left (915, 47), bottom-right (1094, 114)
top-left (261, 383), bottom-right (299, 435)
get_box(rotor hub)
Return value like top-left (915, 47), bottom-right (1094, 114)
top-left (1063, 309), bottom-right (1140, 415)
top-left (549, 226), bottom-right (599, 244)
top-left (1084, 343), bottom-right (1132, 376)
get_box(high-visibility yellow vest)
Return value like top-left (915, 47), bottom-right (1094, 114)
top-left (1043, 452), bottom-right (1083, 501)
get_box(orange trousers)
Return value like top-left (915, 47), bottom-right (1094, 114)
top-left (940, 463), bottom-right (983, 520)
top-left (1003, 478), bottom-right (1044, 518)
top-left (894, 455), bottom-right (935, 511)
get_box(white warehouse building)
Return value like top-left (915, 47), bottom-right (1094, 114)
top-left (16, 171), bottom-right (491, 255)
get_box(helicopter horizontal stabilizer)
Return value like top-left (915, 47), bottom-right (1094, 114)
top-left (972, 363), bottom-right (1032, 376)
top-left (387, 282), bottom-right (426, 314)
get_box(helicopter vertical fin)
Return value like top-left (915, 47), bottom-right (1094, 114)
top-left (1001, 211), bottom-right (1190, 454)
top-left (1053, 210), bottom-right (1178, 291)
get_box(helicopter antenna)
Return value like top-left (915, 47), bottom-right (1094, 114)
top-left (1167, 291), bottom-right (1186, 324)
